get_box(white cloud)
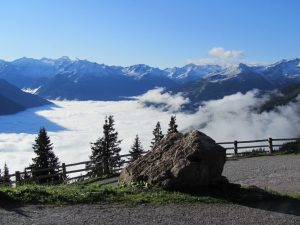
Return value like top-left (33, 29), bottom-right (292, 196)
top-left (131, 87), bottom-right (190, 112)
top-left (209, 47), bottom-right (244, 59)
top-left (188, 47), bottom-right (244, 65)
top-left (1, 90), bottom-right (300, 174)
top-left (0, 100), bottom-right (178, 173)
top-left (187, 58), bottom-right (240, 66)
top-left (189, 91), bottom-right (300, 141)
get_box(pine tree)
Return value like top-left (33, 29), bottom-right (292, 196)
top-left (3, 163), bottom-right (11, 185)
top-left (31, 127), bottom-right (61, 184)
top-left (167, 115), bottom-right (178, 135)
top-left (0, 163), bottom-right (11, 186)
top-left (90, 115), bottom-right (123, 176)
top-left (150, 121), bottom-right (164, 149)
top-left (129, 135), bottom-right (144, 161)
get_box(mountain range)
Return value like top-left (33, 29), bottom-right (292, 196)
top-left (171, 60), bottom-right (300, 108)
top-left (0, 57), bottom-right (300, 104)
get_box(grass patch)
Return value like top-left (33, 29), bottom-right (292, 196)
top-left (0, 181), bottom-right (299, 207)
top-left (290, 192), bottom-right (300, 199)
top-left (0, 183), bottom-right (222, 206)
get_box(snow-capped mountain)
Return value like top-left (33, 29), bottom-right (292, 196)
top-left (122, 64), bottom-right (167, 79)
top-left (0, 57), bottom-right (300, 101)
top-left (171, 60), bottom-right (300, 109)
top-left (0, 57), bottom-right (177, 100)
top-left (166, 64), bottom-right (223, 80)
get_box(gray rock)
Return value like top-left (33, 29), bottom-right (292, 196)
top-left (120, 130), bottom-right (227, 190)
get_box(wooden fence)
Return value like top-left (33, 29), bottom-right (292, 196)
top-left (5, 152), bottom-right (146, 185)
top-left (3, 137), bottom-right (299, 185)
top-left (218, 137), bottom-right (300, 155)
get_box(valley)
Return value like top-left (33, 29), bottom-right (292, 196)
top-left (1, 90), bottom-right (300, 173)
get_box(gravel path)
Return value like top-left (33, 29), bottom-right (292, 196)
top-left (0, 203), bottom-right (299, 225)
top-left (1, 155), bottom-right (299, 224)
top-left (224, 154), bottom-right (300, 193)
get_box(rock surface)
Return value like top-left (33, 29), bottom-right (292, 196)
top-left (120, 130), bottom-right (227, 190)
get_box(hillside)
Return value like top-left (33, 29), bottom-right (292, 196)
top-left (0, 94), bottom-right (25, 115)
top-left (36, 70), bottom-right (176, 101)
top-left (259, 83), bottom-right (300, 112)
top-left (172, 69), bottom-right (274, 103)
top-left (0, 79), bottom-right (51, 115)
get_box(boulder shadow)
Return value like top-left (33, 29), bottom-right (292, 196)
top-left (0, 191), bottom-right (29, 217)
top-left (0, 103), bottom-right (66, 134)
top-left (187, 184), bottom-right (300, 217)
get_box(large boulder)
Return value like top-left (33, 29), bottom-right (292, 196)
top-left (119, 130), bottom-right (227, 190)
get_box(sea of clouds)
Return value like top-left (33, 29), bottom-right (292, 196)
top-left (1, 88), bottom-right (300, 173)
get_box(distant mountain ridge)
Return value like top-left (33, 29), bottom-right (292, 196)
top-left (0, 57), bottom-right (300, 102)
top-left (171, 59), bottom-right (300, 108)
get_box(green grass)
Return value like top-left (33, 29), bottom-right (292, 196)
top-left (0, 182), bottom-right (299, 206)
top-left (0, 183), bottom-right (222, 205)
top-left (289, 191), bottom-right (300, 199)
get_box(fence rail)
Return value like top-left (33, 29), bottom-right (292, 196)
top-left (2, 137), bottom-right (298, 185)
top-left (217, 137), bottom-right (300, 155)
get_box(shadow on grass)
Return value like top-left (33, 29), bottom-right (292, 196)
top-left (0, 191), bottom-right (29, 217)
top-left (187, 184), bottom-right (300, 216)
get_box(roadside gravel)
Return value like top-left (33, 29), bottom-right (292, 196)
top-left (0, 203), bottom-right (299, 225)
top-left (224, 154), bottom-right (300, 193)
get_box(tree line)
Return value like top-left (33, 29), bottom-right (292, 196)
top-left (0, 115), bottom-right (178, 185)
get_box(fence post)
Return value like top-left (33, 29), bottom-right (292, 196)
top-left (268, 138), bottom-right (273, 154)
top-left (62, 163), bottom-right (67, 179)
top-left (234, 141), bottom-right (238, 155)
top-left (15, 171), bottom-right (21, 186)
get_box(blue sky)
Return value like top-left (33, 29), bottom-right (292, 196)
top-left (0, 0), bottom-right (299, 68)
